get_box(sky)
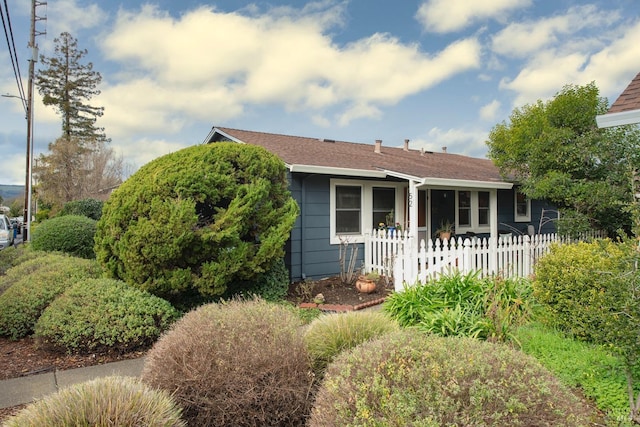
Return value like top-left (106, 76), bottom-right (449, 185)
top-left (1, 0), bottom-right (639, 186)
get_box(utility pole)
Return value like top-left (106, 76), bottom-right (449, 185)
top-left (23, 0), bottom-right (46, 241)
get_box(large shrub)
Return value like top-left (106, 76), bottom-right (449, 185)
top-left (60, 198), bottom-right (104, 220)
top-left (95, 143), bottom-right (299, 304)
top-left (223, 257), bottom-right (290, 301)
top-left (35, 278), bottom-right (179, 354)
top-left (3, 376), bottom-right (185, 427)
top-left (31, 214), bottom-right (97, 259)
top-left (533, 239), bottom-right (631, 342)
top-left (383, 271), bottom-right (531, 341)
top-left (304, 310), bottom-right (399, 373)
top-left (141, 298), bottom-right (313, 426)
top-left (309, 329), bottom-right (597, 426)
top-left (0, 254), bottom-right (101, 339)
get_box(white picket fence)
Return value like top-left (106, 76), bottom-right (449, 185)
top-left (364, 229), bottom-right (606, 291)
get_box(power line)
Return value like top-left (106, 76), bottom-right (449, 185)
top-left (0, 0), bottom-right (27, 113)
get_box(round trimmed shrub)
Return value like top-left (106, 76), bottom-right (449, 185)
top-left (141, 298), bottom-right (313, 426)
top-left (304, 310), bottom-right (399, 373)
top-left (0, 253), bottom-right (101, 339)
top-left (31, 214), bottom-right (97, 259)
top-left (0, 245), bottom-right (43, 277)
top-left (94, 143), bottom-right (299, 305)
top-left (35, 278), bottom-right (180, 354)
top-left (60, 198), bottom-right (104, 220)
top-left (309, 329), bottom-right (597, 426)
top-left (2, 376), bottom-right (185, 426)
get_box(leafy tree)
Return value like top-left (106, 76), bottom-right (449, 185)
top-left (94, 143), bottom-right (299, 306)
top-left (487, 82), bottom-right (640, 236)
top-left (35, 33), bottom-right (122, 207)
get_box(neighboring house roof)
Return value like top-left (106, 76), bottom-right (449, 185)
top-left (204, 127), bottom-right (512, 189)
top-left (596, 71), bottom-right (640, 128)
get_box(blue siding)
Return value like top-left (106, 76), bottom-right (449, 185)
top-left (496, 189), bottom-right (558, 235)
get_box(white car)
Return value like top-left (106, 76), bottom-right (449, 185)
top-left (0, 214), bottom-right (15, 250)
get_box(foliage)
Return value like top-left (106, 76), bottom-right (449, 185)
top-left (3, 376), bottom-right (185, 427)
top-left (487, 82), bottom-right (640, 237)
top-left (0, 244), bottom-right (43, 278)
top-left (383, 271), bottom-right (532, 342)
top-left (31, 214), bottom-right (97, 259)
top-left (95, 143), bottom-right (299, 306)
top-left (60, 198), bottom-right (104, 220)
top-left (36, 32), bottom-right (106, 143)
top-left (35, 278), bottom-right (179, 354)
top-left (0, 253), bottom-right (101, 339)
top-left (515, 323), bottom-right (632, 424)
top-left (533, 238), bottom-right (640, 423)
top-left (309, 329), bottom-right (596, 426)
top-left (222, 257), bottom-right (290, 302)
top-left (304, 311), bottom-right (399, 374)
top-left (141, 298), bottom-right (313, 426)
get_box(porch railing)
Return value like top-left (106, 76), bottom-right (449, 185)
top-left (364, 229), bottom-right (606, 291)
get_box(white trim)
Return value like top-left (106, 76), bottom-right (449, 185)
top-left (596, 110), bottom-right (640, 128)
top-left (420, 177), bottom-right (513, 190)
top-left (514, 188), bottom-right (531, 222)
top-left (289, 164), bottom-right (387, 178)
top-left (330, 178), bottom-right (407, 245)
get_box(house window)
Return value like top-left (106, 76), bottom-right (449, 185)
top-left (478, 191), bottom-right (490, 226)
top-left (335, 185), bottom-right (361, 234)
top-left (514, 189), bottom-right (531, 222)
top-left (458, 191), bottom-right (471, 226)
top-left (372, 187), bottom-right (395, 228)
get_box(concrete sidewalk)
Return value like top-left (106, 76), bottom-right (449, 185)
top-left (0, 357), bottom-right (146, 409)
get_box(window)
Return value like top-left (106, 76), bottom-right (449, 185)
top-left (335, 185), bottom-right (361, 234)
top-left (458, 191), bottom-right (471, 226)
top-left (456, 190), bottom-right (494, 232)
top-left (478, 191), bottom-right (490, 226)
top-left (514, 189), bottom-right (531, 222)
top-left (372, 187), bottom-right (395, 228)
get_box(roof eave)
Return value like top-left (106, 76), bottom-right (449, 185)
top-left (420, 177), bottom-right (513, 189)
top-left (288, 164), bottom-right (387, 178)
top-left (596, 110), bottom-right (640, 128)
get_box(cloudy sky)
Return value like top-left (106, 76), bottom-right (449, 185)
top-left (1, 0), bottom-right (639, 185)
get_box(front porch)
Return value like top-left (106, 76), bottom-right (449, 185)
top-left (365, 229), bottom-right (605, 290)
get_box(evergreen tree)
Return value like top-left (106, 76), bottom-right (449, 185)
top-left (36, 32), bottom-right (107, 143)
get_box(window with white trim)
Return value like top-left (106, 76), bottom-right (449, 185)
top-left (456, 190), bottom-right (492, 233)
top-left (372, 187), bottom-right (395, 229)
top-left (514, 188), bottom-right (531, 222)
top-left (335, 185), bottom-right (361, 234)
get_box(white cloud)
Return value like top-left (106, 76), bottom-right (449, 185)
top-left (491, 5), bottom-right (621, 58)
top-left (479, 100), bottom-right (501, 121)
top-left (415, 0), bottom-right (531, 33)
top-left (413, 127), bottom-right (489, 157)
top-left (99, 5), bottom-right (482, 135)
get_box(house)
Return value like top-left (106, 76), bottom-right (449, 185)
top-left (596, 71), bottom-right (640, 128)
top-left (203, 127), bottom-right (556, 282)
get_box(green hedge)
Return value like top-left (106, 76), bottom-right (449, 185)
top-left (31, 215), bottom-right (98, 259)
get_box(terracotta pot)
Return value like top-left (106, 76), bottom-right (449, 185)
top-left (356, 277), bottom-right (377, 294)
top-left (439, 231), bottom-right (451, 241)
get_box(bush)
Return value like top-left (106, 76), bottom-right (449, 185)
top-left (31, 215), bottom-right (98, 259)
top-left (304, 310), bottom-right (399, 373)
top-left (0, 254), bottom-right (101, 339)
top-left (0, 245), bottom-right (43, 279)
top-left (95, 143), bottom-right (299, 306)
top-left (309, 329), bottom-right (597, 426)
top-left (60, 198), bottom-right (104, 220)
top-left (3, 376), bottom-right (185, 426)
top-left (224, 257), bottom-right (290, 301)
top-left (533, 239), bottom-right (631, 342)
top-left (35, 278), bottom-right (180, 354)
top-left (141, 298), bottom-right (313, 426)
top-left (383, 271), bottom-right (532, 341)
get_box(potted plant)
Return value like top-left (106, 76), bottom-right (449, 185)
top-left (355, 271), bottom-right (379, 294)
top-left (436, 220), bottom-right (454, 240)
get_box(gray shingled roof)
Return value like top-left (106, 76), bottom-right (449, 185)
top-left (207, 127), bottom-right (508, 186)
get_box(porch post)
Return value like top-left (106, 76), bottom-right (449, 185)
top-left (490, 189), bottom-right (498, 238)
top-left (406, 180), bottom-right (419, 281)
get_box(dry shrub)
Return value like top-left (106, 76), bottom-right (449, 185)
top-left (142, 298), bottom-right (314, 426)
top-left (304, 310), bottom-right (399, 373)
top-left (2, 376), bottom-right (185, 426)
top-left (310, 329), bottom-right (598, 427)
